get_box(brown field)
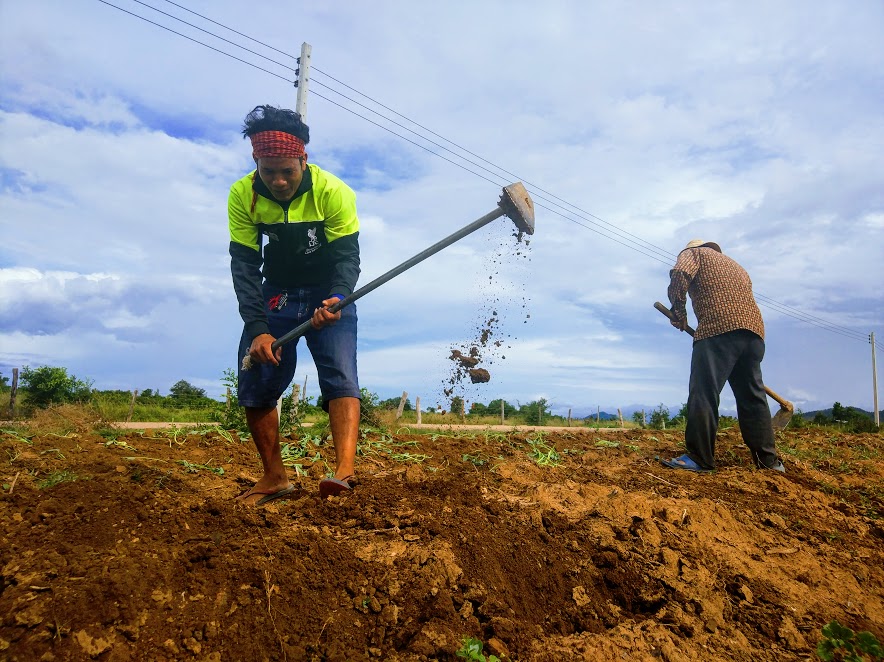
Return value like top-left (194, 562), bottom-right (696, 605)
top-left (1, 410), bottom-right (882, 661)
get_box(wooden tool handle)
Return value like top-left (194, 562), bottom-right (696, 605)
top-left (654, 301), bottom-right (695, 336)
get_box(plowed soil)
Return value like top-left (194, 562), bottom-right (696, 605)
top-left (2, 417), bottom-right (883, 661)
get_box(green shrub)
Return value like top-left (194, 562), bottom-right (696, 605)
top-left (817, 620), bottom-right (882, 661)
top-left (20, 366), bottom-right (92, 411)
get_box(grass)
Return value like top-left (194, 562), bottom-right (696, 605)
top-left (525, 434), bottom-right (561, 467)
top-left (37, 470), bottom-right (80, 489)
top-left (178, 460), bottom-right (224, 476)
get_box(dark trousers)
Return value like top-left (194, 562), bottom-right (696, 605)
top-left (685, 329), bottom-right (779, 469)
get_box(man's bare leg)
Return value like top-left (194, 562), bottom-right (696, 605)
top-left (328, 397), bottom-right (360, 480)
top-left (237, 406), bottom-right (291, 504)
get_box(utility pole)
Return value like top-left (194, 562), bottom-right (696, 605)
top-left (295, 43), bottom-right (312, 121)
top-left (872, 332), bottom-right (880, 427)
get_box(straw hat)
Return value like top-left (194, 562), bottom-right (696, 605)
top-left (684, 239), bottom-right (722, 253)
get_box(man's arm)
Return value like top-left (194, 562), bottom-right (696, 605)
top-left (667, 269), bottom-right (691, 331)
top-left (667, 249), bottom-right (700, 331)
top-left (320, 181), bottom-right (361, 300)
top-left (228, 186), bottom-right (269, 340)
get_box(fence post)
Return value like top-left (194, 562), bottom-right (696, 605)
top-left (396, 391), bottom-right (408, 420)
top-left (8, 368), bottom-right (18, 419)
top-left (292, 383), bottom-right (300, 418)
top-left (462, 398), bottom-right (466, 423)
top-left (302, 375), bottom-right (308, 402)
top-left (642, 409), bottom-right (646, 426)
top-left (226, 387), bottom-right (232, 411)
top-left (500, 400), bottom-right (505, 425)
top-left (617, 408), bottom-right (623, 428)
top-left (126, 390), bottom-right (138, 423)
top-left (415, 396), bottom-right (421, 425)
top-left (597, 406), bottom-right (600, 425)
top-left (568, 408), bottom-right (572, 427)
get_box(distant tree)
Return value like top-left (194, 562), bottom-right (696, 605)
top-left (670, 402), bottom-right (688, 426)
top-left (0, 371), bottom-right (10, 393)
top-left (450, 396), bottom-right (465, 416)
top-left (649, 403), bottom-right (671, 430)
top-left (521, 398), bottom-right (550, 425)
top-left (487, 399), bottom-right (518, 418)
top-left (20, 365), bottom-right (92, 409)
top-left (813, 411), bottom-right (829, 425)
top-left (378, 396), bottom-right (412, 411)
top-left (631, 411), bottom-right (646, 428)
top-left (832, 402), bottom-right (849, 423)
top-left (469, 401), bottom-right (488, 415)
top-left (169, 380), bottom-right (207, 401)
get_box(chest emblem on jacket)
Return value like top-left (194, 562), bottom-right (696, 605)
top-left (305, 227), bottom-right (321, 254)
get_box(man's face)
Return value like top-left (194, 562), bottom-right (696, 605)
top-left (256, 156), bottom-right (307, 201)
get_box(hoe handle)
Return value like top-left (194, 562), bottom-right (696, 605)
top-left (271, 205), bottom-right (506, 352)
top-left (240, 206), bottom-right (507, 370)
top-left (653, 302), bottom-right (793, 411)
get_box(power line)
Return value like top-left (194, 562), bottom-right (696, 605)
top-left (95, 0), bottom-right (880, 345)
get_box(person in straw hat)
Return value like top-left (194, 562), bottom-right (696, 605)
top-left (660, 240), bottom-right (784, 473)
top-left (228, 105), bottom-right (362, 503)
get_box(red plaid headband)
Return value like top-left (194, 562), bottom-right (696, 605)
top-left (250, 130), bottom-right (306, 159)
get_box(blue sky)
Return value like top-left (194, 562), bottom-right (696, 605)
top-left (1, 0), bottom-right (882, 417)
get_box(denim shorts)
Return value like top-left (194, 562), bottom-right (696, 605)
top-left (237, 283), bottom-right (360, 411)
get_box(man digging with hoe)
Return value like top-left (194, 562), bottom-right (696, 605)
top-left (229, 105), bottom-right (361, 504)
top-left (659, 240), bottom-right (785, 474)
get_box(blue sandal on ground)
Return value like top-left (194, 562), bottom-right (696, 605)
top-left (659, 454), bottom-right (713, 473)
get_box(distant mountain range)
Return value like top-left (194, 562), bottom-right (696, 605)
top-left (564, 405), bottom-right (882, 422)
top-left (800, 407), bottom-right (881, 420)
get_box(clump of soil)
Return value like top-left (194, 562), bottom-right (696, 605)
top-left (468, 368), bottom-right (490, 383)
top-left (449, 349), bottom-right (479, 368)
top-left (3, 423), bottom-right (883, 660)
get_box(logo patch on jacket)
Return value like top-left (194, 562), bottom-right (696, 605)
top-left (305, 227), bottom-right (321, 254)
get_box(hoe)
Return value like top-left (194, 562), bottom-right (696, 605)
top-left (242, 182), bottom-right (535, 371)
top-left (654, 301), bottom-right (794, 431)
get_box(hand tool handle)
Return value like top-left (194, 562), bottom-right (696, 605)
top-left (270, 205), bottom-right (506, 352)
top-left (240, 205), bottom-right (508, 370)
top-left (653, 302), bottom-right (792, 410)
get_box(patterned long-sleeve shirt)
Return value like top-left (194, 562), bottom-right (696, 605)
top-left (667, 247), bottom-right (764, 341)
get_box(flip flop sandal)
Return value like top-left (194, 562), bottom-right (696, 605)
top-left (658, 454), bottom-right (713, 473)
top-left (319, 476), bottom-right (353, 498)
top-left (236, 485), bottom-right (296, 505)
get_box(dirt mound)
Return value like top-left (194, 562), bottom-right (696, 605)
top-left (1, 424), bottom-right (882, 660)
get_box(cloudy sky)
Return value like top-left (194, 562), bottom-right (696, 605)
top-left (1, 0), bottom-right (882, 417)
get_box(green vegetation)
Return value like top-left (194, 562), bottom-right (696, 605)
top-left (456, 637), bottom-right (501, 662)
top-left (817, 620), bottom-right (882, 661)
top-left (8, 365), bottom-right (878, 438)
top-left (808, 403), bottom-right (880, 434)
top-left (526, 434), bottom-right (561, 467)
top-left (178, 460), bottom-right (224, 476)
top-left (20, 366), bottom-right (92, 411)
top-left (36, 470), bottom-right (80, 489)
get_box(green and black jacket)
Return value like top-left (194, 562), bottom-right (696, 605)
top-left (228, 163), bottom-right (361, 340)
